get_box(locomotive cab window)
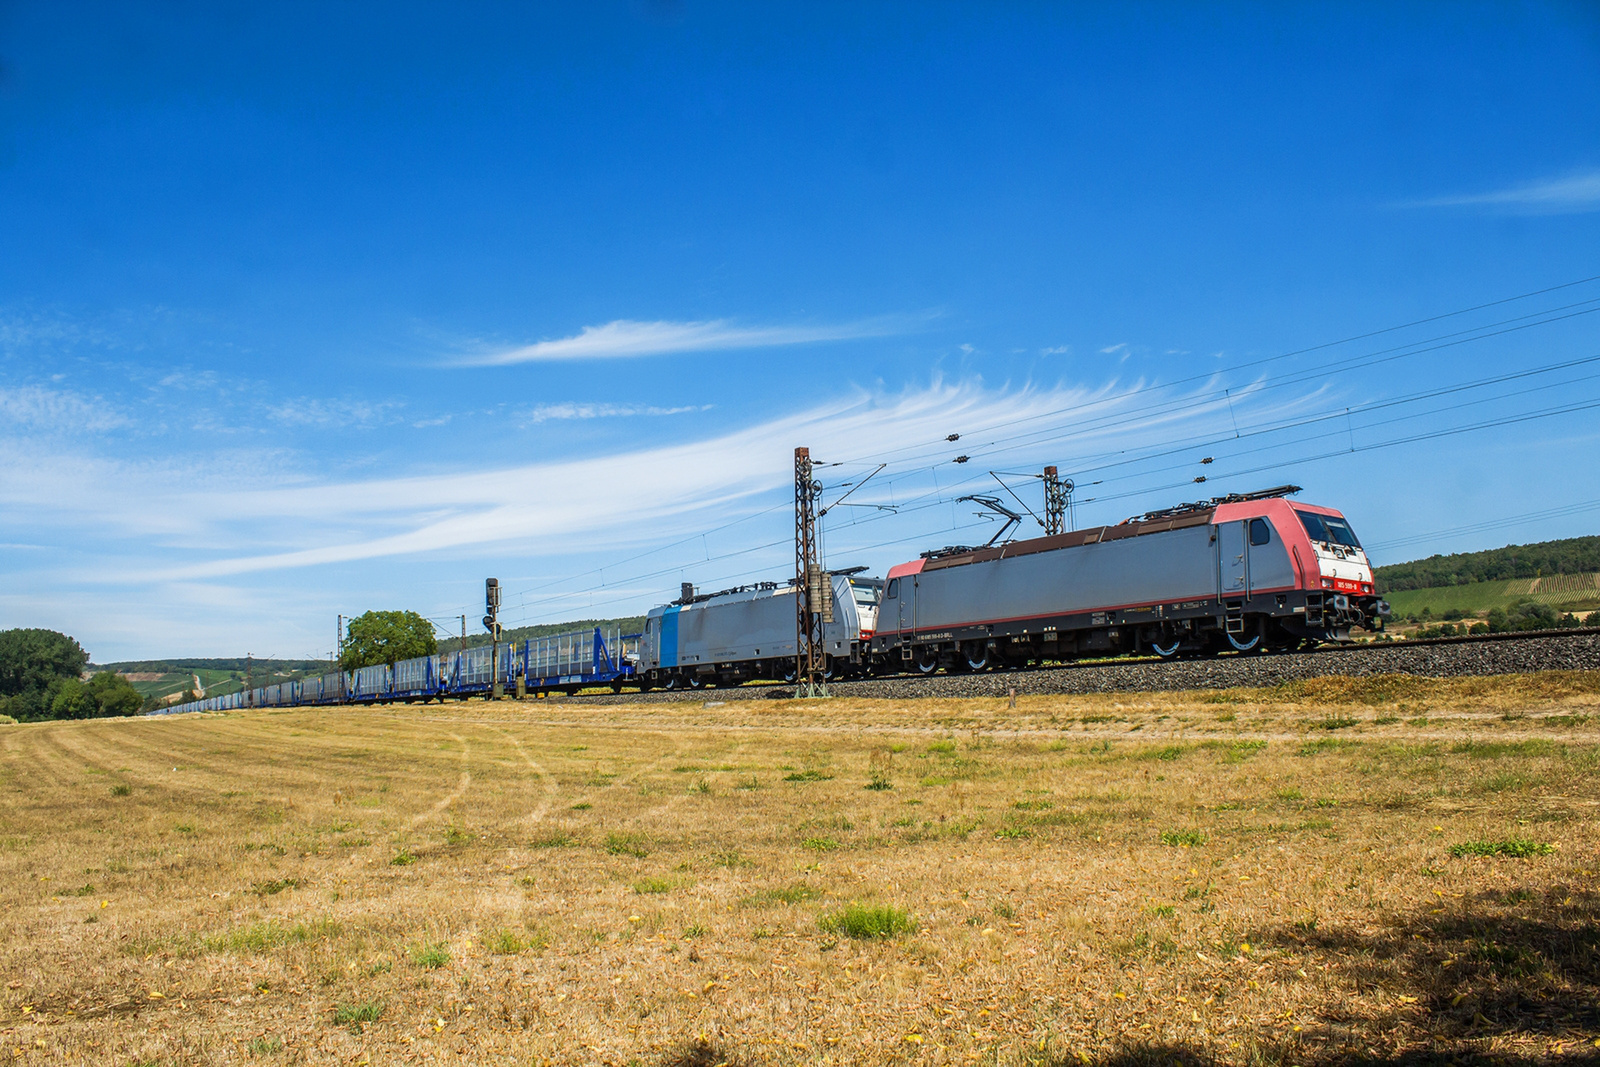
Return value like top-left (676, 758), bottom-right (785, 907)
top-left (1249, 518), bottom-right (1271, 546)
top-left (885, 579), bottom-right (899, 599)
top-left (1296, 510), bottom-right (1362, 548)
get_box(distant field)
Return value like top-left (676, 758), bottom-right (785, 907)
top-left (124, 668), bottom-right (312, 705)
top-left (2, 676), bottom-right (1597, 1064)
top-left (1385, 571), bottom-right (1600, 618)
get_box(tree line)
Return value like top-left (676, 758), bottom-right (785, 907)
top-left (1375, 535), bottom-right (1600, 592)
top-left (0, 629), bottom-right (145, 722)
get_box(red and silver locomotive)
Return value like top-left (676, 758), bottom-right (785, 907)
top-left (870, 486), bottom-right (1388, 671)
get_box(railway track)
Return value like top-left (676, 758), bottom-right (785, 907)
top-left (568, 628), bottom-right (1600, 704)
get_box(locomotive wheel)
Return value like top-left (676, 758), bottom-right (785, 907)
top-left (1151, 637), bottom-right (1181, 659)
top-left (663, 675), bottom-right (680, 691)
top-left (914, 649), bottom-right (940, 674)
top-left (963, 645), bottom-right (990, 671)
top-left (1226, 624), bottom-right (1262, 653)
top-left (687, 673), bottom-right (705, 689)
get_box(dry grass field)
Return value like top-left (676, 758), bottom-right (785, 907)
top-left (2, 673), bottom-right (1599, 1066)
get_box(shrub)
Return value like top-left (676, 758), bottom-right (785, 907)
top-left (818, 903), bottom-right (916, 940)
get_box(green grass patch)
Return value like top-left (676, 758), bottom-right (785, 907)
top-left (389, 846), bottom-right (416, 866)
top-left (739, 884), bottom-right (822, 908)
top-left (1159, 829), bottom-right (1206, 847)
top-left (603, 832), bottom-right (650, 858)
top-left (1448, 839), bottom-right (1555, 858)
top-left (802, 836), bottom-right (839, 852)
top-left (251, 878), bottom-right (298, 896)
top-left (818, 903), bottom-right (916, 940)
top-left (1297, 738), bottom-right (1357, 757)
top-left (332, 1000), bottom-right (383, 1033)
top-left (203, 918), bottom-right (341, 954)
top-left (633, 876), bottom-right (673, 894)
top-left (487, 929), bottom-right (527, 954)
top-left (409, 941), bottom-right (450, 968)
top-left (1450, 739), bottom-right (1556, 759)
top-left (783, 770), bottom-right (833, 782)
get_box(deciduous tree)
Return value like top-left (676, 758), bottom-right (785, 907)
top-left (340, 611), bottom-right (438, 671)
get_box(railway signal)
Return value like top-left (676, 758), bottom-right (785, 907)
top-left (485, 578), bottom-right (503, 699)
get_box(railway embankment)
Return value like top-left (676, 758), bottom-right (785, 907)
top-left (570, 629), bottom-right (1600, 704)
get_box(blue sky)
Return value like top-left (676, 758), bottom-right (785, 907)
top-left (2, 2), bottom-right (1598, 663)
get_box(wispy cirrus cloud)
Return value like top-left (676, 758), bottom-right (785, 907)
top-left (516, 402), bottom-right (712, 425)
top-left (0, 384), bottom-right (130, 434)
top-left (1407, 169), bottom-right (1600, 214)
top-left (265, 397), bottom-right (405, 428)
top-left (458, 316), bottom-right (905, 366)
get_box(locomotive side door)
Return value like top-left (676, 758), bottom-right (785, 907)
top-left (1217, 521), bottom-right (1249, 597)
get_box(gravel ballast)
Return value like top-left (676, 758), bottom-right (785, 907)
top-left (569, 630), bottom-right (1600, 705)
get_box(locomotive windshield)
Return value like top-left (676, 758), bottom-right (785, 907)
top-left (1296, 510), bottom-right (1361, 549)
top-left (849, 579), bottom-right (883, 606)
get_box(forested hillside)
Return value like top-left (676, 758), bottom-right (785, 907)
top-left (1375, 535), bottom-right (1600, 592)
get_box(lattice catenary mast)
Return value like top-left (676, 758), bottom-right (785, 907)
top-left (793, 447), bottom-right (828, 697)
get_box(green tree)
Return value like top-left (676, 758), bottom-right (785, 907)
top-left (86, 671), bottom-right (144, 717)
top-left (50, 678), bottom-right (97, 719)
top-left (0, 629), bottom-right (90, 721)
top-left (340, 610), bottom-right (438, 671)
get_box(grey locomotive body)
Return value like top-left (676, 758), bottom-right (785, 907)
top-left (640, 574), bottom-right (882, 688)
top-left (872, 493), bottom-right (1383, 671)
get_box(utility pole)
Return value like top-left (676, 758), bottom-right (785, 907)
top-left (484, 579), bottom-right (502, 700)
top-left (794, 447), bottom-right (829, 698)
top-left (245, 653), bottom-right (253, 707)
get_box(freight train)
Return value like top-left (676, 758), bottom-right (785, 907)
top-left (155, 485), bottom-right (1385, 713)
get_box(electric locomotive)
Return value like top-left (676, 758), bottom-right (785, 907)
top-left (870, 486), bottom-right (1388, 672)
